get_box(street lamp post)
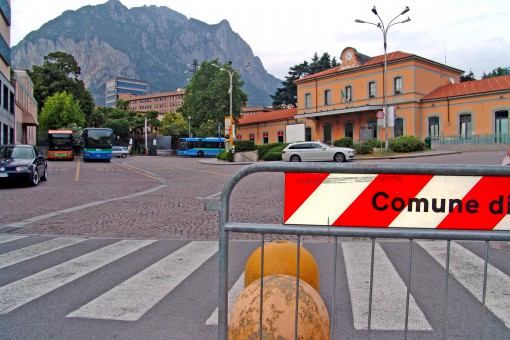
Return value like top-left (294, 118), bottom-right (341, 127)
top-left (188, 116), bottom-right (191, 137)
top-left (356, 6), bottom-right (410, 152)
top-left (212, 62), bottom-right (251, 138)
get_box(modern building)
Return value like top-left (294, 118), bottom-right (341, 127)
top-left (0, 0), bottom-right (15, 145)
top-left (237, 47), bottom-right (510, 148)
top-left (105, 77), bottom-right (148, 107)
top-left (119, 89), bottom-right (185, 119)
top-left (13, 70), bottom-right (38, 145)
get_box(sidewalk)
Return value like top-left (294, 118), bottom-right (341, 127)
top-left (198, 150), bottom-right (462, 165)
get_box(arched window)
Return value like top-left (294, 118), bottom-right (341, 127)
top-left (394, 118), bottom-right (404, 137)
top-left (428, 116), bottom-right (440, 140)
top-left (459, 114), bottom-right (472, 139)
top-left (345, 122), bottom-right (354, 139)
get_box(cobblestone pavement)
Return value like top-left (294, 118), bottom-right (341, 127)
top-left (1, 150), bottom-right (507, 240)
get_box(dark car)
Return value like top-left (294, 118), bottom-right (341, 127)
top-left (0, 145), bottom-right (48, 186)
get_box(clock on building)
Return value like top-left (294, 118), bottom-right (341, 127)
top-left (345, 51), bottom-right (353, 61)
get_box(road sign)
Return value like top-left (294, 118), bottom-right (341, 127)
top-left (376, 110), bottom-right (385, 119)
top-left (284, 172), bottom-right (510, 230)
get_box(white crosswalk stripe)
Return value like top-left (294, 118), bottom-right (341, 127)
top-left (0, 237), bottom-right (86, 269)
top-left (0, 235), bottom-right (28, 244)
top-left (67, 241), bottom-right (218, 321)
top-left (0, 239), bottom-right (155, 314)
top-left (342, 242), bottom-right (432, 331)
top-left (1, 236), bottom-right (510, 335)
top-left (419, 241), bottom-right (510, 329)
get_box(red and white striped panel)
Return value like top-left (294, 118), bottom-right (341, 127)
top-left (284, 173), bottom-right (510, 230)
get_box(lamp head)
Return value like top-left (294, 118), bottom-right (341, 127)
top-left (401, 6), bottom-right (410, 15)
top-left (371, 6), bottom-right (378, 15)
top-left (402, 17), bottom-right (411, 23)
top-left (355, 19), bottom-right (365, 23)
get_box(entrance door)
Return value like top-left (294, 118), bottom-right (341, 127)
top-left (495, 110), bottom-right (509, 143)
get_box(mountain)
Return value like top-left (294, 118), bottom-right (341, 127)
top-left (11, 0), bottom-right (282, 107)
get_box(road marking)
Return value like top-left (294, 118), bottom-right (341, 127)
top-left (419, 241), bottom-right (510, 328)
top-left (0, 239), bottom-right (155, 314)
top-left (0, 235), bottom-right (28, 244)
top-left (206, 272), bottom-right (245, 325)
top-left (342, 242), bottom-right (432, 331)
top-left (74, 159), bottom-right (80, 181)
top-left (1, 185), bottom-right (167, 229)
top-left (0, 237), bottom-right (86, 269)
top-left (67, 241), bottom-right (218, 321)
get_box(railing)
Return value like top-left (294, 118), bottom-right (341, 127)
top-left (432, 134), bottom-right (510, 145)
top-left (209, 162), bottom-right (510, 340)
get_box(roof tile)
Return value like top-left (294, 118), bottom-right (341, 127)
top-left (421, 75), bottom-right (510, 100)
top-left (239, 107), bottom-right (297, 124)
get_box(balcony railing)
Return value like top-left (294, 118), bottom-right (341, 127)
top-left (432, 133), bottom-right (510, 145)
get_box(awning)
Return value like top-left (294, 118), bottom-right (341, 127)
top-left (22, 112), bottom-right (39, 126)
top-left (294, 105), bottom-right (384, 119)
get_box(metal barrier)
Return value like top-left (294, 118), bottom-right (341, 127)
top-left (208, 162), bottom-right (510, 339)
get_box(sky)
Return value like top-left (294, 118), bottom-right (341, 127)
top-left (11, 0), bottom-right (510, 80)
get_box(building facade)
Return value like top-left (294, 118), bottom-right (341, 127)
top-left (119, 89), bottom-right (185, 119)
top-left (105, 77), bottom-right (148, 107)
top-left (0, 0), bottom-right (15, 145)
top-left (13, 70), bottom-right (38, 145)
top-left (238, 47), bottom-right (510, 148)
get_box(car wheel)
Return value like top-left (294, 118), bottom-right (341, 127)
top-left (334, 152), bottom-right (346, 162)
top-left (290, 155), bottom-right (301, 162)
top-left (29, 169), bottom-right (40, 186)
top-left (121, 153), bottom-right (126, 158)
top-left (197, 151), bottom-right (204, 157)
top-left (41, 165), bottom-right (48, 181)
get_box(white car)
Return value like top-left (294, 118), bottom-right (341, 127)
top-left (112, 146), bottom-right (130, 158)
top-left (282, 141), bottom-right (355, 162)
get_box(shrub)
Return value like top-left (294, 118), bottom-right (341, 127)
top-left (217, 150), bottom-right (228, 160)
top-left (261, 144), bottom-right (288, 161)
top-left (257, 143), bottom-right (287, 159)
top-left (354, 142), bottom-right (374, 154)
top-left (234, 140), bottom-right (256, 152)
top-left (333, 137), bottom-right (353, 148)
top-left (389, 135), bottom-right (426, 153)
top-left (363, 138), bottom-right (383, 149)
top-left (263, 151), bottom-right (283, 161)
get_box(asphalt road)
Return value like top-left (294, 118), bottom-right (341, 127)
top-left (1, 150), bottom-right (508, 239)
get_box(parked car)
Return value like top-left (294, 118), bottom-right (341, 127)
top-left (112, 146), bottom-right (130, 158)
top-left (0, 144), bottom-right (48, 186)
top-left (282, 141), bottom-right (355, 162)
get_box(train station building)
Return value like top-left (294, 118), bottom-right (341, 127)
top-left (236, 47), bottom-right (510, 149)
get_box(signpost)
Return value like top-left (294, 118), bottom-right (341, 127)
top-left (284, 172), bottom-right (510, 230)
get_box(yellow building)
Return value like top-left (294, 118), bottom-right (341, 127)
top-left (238, 47), bottom-right (510, 149)
top-left (120, 89), bottom-right (185, 119)
top-left (13, 70), bottom-right (38, 145)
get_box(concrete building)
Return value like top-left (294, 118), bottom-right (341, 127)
top-left (119, 89), bottom-right (185, 119)
top-left (13, 70), bottom-right (38, 145)
top-left (105, 77), bottom-right (148, 107)
top-left (237, 47), bottom-right (510, 148)
top-left (0, 0), bottom-right (15, 145)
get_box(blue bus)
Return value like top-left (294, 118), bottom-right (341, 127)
top-left (82, 128), bottom-right (113, 161)
top-left (178, 137), bottom-right (225, 157)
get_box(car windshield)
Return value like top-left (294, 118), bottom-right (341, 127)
top-left (0, 146), bottom-right (34, 159)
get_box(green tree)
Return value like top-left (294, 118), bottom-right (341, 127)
top-left (116, 99), bottom-right (130, 111)
top-left (104, 118), bottom-right (131, 140)
top-left (160, 112), bottom-right (188, 136)
top-left (460, 70), bottom-right (476, 82)
top-left (39, 91), bottom-right (85, 130)
top-left (177, 60), bottom-right (248, 130)
top-left (271, 52), bottom-right (338, 109)
top-left (196, 119), bottom-right (221, 138)
top-left (28, 51), bottom-right (95, 122)
top-left (482, 67), bottom-right (510, 79)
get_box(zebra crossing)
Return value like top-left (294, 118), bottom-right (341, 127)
top-left (1, 234), bottom-right (510, 338)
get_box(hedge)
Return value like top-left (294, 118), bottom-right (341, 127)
top-left (389, 135), bottom-right (425, 153)
top-left (256, 142), bottom-right (287, 159)
top-left (234, 140), bottom-right (256, 152)
top-left (333, 137), bottom-right (353, 148)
